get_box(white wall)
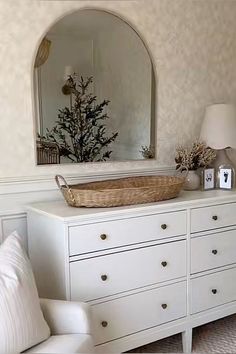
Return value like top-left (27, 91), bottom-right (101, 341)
top-left (93, 16), bottom-right (152, 160)
top-left (1, 0), bottom-right (236, 183)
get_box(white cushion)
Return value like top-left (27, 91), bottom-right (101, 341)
top-left (0, 232), bottom-right (50, 354)
top-left (24, 334), bottom-right (94, 353)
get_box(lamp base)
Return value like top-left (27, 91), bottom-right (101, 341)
top-left (212, 149), bottom-right (235, 188)
top-left (213, 149), bottom-right (233, 169)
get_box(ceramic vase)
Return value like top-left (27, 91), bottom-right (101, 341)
top-left (184, 170), bottom-right (200, 191)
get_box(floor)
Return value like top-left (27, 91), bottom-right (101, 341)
top-left (127, 314), bottom-right (236, 353)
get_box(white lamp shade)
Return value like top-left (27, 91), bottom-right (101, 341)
top-left (200, 103), bottom-right (236, 149)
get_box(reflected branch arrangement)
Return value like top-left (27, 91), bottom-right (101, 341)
top-left (38, 75), bottom-right (118, 163)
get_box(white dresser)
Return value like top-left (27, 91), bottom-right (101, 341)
top-left (27, 190), bottom-right (236, 353)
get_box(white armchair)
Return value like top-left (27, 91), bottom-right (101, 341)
top-left (24, 298), bottom-right (94, 353)
top-left (0, 232), bottom-right (94, 354)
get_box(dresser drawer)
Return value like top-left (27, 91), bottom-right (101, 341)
top-left (191, 268), bottom-right (236, 314)
top-left (191, 229), bottom-right (236, 274)
top-left (92, 281), bottom-right (186, 345)
top-left (69, 210), bottom-right (187, 256)
top-left (70, 240), bottom-right (186, 301)
top-left (191, 203), bottom-right (236, 233)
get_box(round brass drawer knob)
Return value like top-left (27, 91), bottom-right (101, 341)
top-left (161, 303), bottom-right (167, 309)
top-left (212, 288), bottom-right (217, 294)
top-left (100, 234), bottom-right (107, 240)
top-left (161, 224), bottom-right (167, 230)
top-left (212, 215), bottom-right (218, 221)
top-left (161, 261), bottom-right (167, 267)
top-left (101, 274), bottom-right (108, 281)
top-left (101, 321), bottom-right (108, 327)
top-left (212, 249), bottom-right (218, 255)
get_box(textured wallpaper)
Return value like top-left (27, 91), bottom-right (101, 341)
top-left (1, 0), bottom-right (236, 180)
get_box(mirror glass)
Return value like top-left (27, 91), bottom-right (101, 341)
top-left (34, 9), bottom-right (155, 164)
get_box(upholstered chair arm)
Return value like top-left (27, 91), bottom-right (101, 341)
top-left (40, 298), bottom-right (92, 335)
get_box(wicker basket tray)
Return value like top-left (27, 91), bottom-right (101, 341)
top-left (55, 170), bottom-right (187, 208)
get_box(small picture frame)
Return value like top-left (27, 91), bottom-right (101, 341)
top-left (218, 165), bottom-right (234, 189)
top-left (202, 168), bottom-right (215, 190)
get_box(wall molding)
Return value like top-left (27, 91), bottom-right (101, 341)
top-left (0, 165), bottom-right (176, 245)
top-left (0, 166), bottom-right (176, 214)
top-left (0, 166), bottom-right (176, 195)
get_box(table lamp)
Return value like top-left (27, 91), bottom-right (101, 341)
top-left (200, 103), bottom-right (236, 188)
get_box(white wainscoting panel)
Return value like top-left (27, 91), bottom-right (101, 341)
top-left (0, 167), bottom-right (175, 249)
top-left (0, 214), bottom-right (28, 249)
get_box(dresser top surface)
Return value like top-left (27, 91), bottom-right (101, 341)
top-left (27, 189), bottom-right (236, 222)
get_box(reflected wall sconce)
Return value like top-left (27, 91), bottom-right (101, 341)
top-left (62, 65), bottom-right (74, 95)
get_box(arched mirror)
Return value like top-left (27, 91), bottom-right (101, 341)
top-left (34, 9), bottom-right (156, 164)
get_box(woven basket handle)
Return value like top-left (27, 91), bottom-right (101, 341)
top-left (55, 175), bottom-right (76, 206)
top-left (175, 166), bottom-right (188, 179)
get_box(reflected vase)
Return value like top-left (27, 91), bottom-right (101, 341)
top-left (184, 170), bottom-right (200, 191)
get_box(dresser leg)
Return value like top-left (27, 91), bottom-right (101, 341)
top-left (182, 328), bottom-right (192, 353)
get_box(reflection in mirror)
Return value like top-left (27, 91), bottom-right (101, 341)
top-left (34, 9), bottom-right (155, 164)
